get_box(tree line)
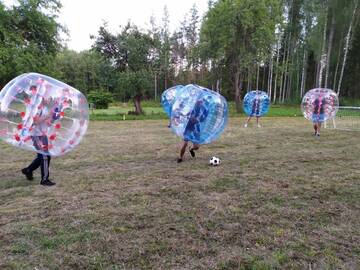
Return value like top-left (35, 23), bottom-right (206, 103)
top-left (1, 0), bottom-right (359, 113)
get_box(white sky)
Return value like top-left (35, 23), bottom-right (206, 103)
top-left (3, 0), bottom-right (209, 52)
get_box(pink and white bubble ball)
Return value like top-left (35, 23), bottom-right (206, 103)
top-left (301, 88), bottom-right (339, 122)
top-left (0, 73), bottom-right (89, 156)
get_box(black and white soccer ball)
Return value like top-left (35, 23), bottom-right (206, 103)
top-left (209, 156), bottom-right (221, 166)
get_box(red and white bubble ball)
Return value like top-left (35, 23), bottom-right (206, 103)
top-left (0, 73), bottom-right (89, 156)
top-left (301, 88), bottom-right (339, 122)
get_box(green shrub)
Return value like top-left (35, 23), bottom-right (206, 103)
top-left (87, 91), bottom-right (113, 109)
top-left (339, 97), bottom-right (360, 106)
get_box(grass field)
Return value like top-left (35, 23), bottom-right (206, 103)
top-left (89, 103), bottom-right (302, 121)
top-left (0, 118), bottom-right (359, 269)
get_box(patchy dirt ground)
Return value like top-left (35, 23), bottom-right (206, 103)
top-left (0, 118), bottom-right (359, 269)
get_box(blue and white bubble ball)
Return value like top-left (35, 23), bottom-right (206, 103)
top-left (161, 84), bottom-right (228, 145)
top-left (243, 90), bottom-right (270, 117)
top-left (161, 85), bottom-right (183, 117)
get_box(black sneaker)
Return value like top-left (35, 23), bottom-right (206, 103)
top-left (177, 158), bottom-right (183, 163)
top-left (189, 148), bottom-right (195, 158)
top-left (21, 168), bottom-right (33, 181)
top-left (40, 179), bottom-right (56, 186)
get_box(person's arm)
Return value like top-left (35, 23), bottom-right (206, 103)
top-left (33, 108), bottom-right (52, 125)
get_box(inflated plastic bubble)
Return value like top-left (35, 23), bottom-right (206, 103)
top-left (301, 88), bottom-right (339, 122)
top-left (243, 90), bottom-right (270, 117)
top-left (165, 84), bottom-right (228, 144)
top-left (161, 85), bottom-right (183, 117)
top-left (0, 73), bottom-right (89, 156)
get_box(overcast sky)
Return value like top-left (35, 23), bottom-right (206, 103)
top-left (4, 0), bottom-right (209, 51)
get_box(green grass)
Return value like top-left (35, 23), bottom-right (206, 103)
top-left (92, 105), bottom-right (164, 115)
top-left (1, 118), bottom-right (359, 269)
top-left (264, 104), bottom-right (301, 117)
top-left (89, 105), bottom-right (166, 121)
top-left (90, 102), bottom-right (302, 121)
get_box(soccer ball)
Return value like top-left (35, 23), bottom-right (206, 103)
top-left (209, 156), bottom-right (220, 166)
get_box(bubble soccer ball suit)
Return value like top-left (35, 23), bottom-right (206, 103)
top-left (161, 84), bottom-right (228, 145)
top-left (243, 90), bottom-right (270, 117)
top-left (161, 85), bottom-right (184, 117)
top-left (0, 73), bottom-right (89, 156)
top-left (301, 88), bottom-right (339, 123)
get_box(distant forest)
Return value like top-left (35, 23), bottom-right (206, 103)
top-left (1, 0), bottom-right (360, 112)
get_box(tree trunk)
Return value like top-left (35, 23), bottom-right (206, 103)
top-left (337, 1), bottom-right (358, 95)
top-left (333, 36), bottom-right (343, 91)
top-left (281, 73), bottom-right (287, 103)
top-left (318, 7), bottom-right (328, 88)
top-left (300, 48), bottom-right (308, 97)
top-left (267, 62), bottom-right (271, 94)
top-left (154, 73), bottom-right (158, 100)
top-left (164, 73), bottom-right (168, 90)
top-left (256, 63), bottom-right (260, 90)
top-left (285, 41), bottom-right (294, 101)
top-left (235, 71), bottom-right (243, 113)
top-left (279, 69), bottom-right (284, 103)
top-left (282, 57), bottom-right (289, 103)
top-left (273, 43), bottom-right (280, 103)
top-left (300, 12), bottom-right (312, 97)
top-left (282, 71), bottom-right (287, 103)
top-left (287, 67), bottom-right (292, 101)
top-left (133, 94), bottom-right (143, 115)
top-left (279, 43), bottom-right (287, 104)
top-left (315, 61), bottom-right (320, 88)
top-left (268, 58), bottom-right (273, 100)
top-left (325, 11), bottom-right (335, 88)
top-left (281, 30), bottom-right (292, 103)
top-left (261, 65), bottom-right (266, 90)
top-left (296, 56), bottom-right (301, 98)
top-left (216, 78), bottom-right (221, 93)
